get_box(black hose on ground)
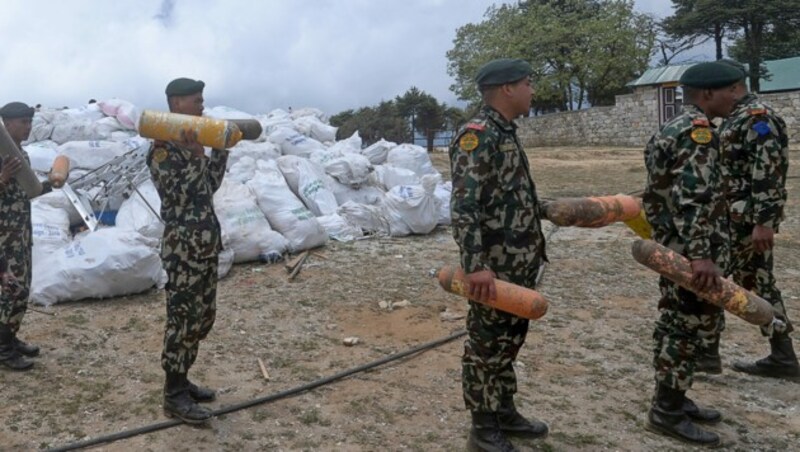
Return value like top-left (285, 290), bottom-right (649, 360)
top-left (47, 329), bottom-right (467, 452)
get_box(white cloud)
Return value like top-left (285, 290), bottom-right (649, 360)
top-left (0, 0), bottom-right (715, 116)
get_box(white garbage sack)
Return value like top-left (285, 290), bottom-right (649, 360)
top-left (35, 190), bottom-right (84, 227)
top-left (24, 143), bottom-right (59, 173)
top-left (383, 174), bottom-right (441, 235)
top-left (386, 143), bottom-right (439, 177)
top-left (292, 115), bottom-right (337, 143)
top-left (434, 181), bottom-right (452, 225)
top-left (276, 155), bottom-right (338, 216)
top-left (267, 126), bottom-right (326, 158)
top-left (317, 213), bottom-right (363, 242)
top-left (326, 131), bottom-right (362, 154)
top-left (337, 201), bottom-right (391, 236)
top-left (226, 156), bottom-right (258, 184)
top-left (323, 153), bottom-right (373, 188)
top-left (361, 139), bottom-right (395, 165)
top-left (290, 107), bottom-right (327, 122)
top-left (57, 140), bottom-right (130, 170)
top-left (330, 180), bottom-right (385, 206)
top-left (30, 228), bottom-right (164, 306)
top-left (214, 179), bottom-right (289, 263)
top-left (203, 105), bottom-right (256, 120)
top-left (31, 197), bottom-right (72, 254)
top-left (247, 159), bottom-right (327, 252)
top-left (50, 118), bottom-right (96, 144)
top-left (218, 245), bottom-right (235, 278)
top-left (371, 164), bottom-right (420, 190)
top-left (27, 110), bottom-right (57, 143)
top-left (92, 116), bottom-right (126, 140)
top-left (97, 99), bottom-right (139, 129)
top-left (257, 109), bottom-right (295, 136)
top-left (226, 140), bottom-right (281, 169)
top-left (115, 180), bottom-right (164, 239)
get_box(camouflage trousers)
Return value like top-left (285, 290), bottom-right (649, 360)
top-left (462, 255), bottom-right (540, 412)
top-left (161, 255), bottom-right (218, 374)
top-left (653, 277), bottom-right (724, 391)
top-left (729, 222), bottom-right (792, 337)
top-left (0, 227), bottom-right (32, 333)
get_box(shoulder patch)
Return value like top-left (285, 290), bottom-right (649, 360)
top-left (152, 147), bottom-right (169, 163)
top-left (691, 118), bottom-right (709, 127)
top-left (752, 120), bottom-right (771, 137)
top-left (466, 122), bottom-right (486, 132)
top-left (690, 127), bottom-right (713, 144)
top-left (748, 107), bottom-right (767, 116)
top-left (458, 132), bottom-right (480, 152)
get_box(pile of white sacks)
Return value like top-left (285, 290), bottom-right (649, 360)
top-left (23, 101), bottom-right (453, 306)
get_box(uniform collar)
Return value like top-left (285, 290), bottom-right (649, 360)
top-left (731, 93), bottom-right (758, 115)
top-left (482, 105), bottom-right (517, 132)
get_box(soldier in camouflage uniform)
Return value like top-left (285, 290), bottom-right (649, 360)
top-left (642, 62), bottom-right (745, 447)
top-left (148, 78), bottom-right (228, 424)
top-left (0, 102), bottom-right (53, 371)
top-left (712, 61), bottom-right (798, 381)
top-left (450, 58), bottom-right (548, 452)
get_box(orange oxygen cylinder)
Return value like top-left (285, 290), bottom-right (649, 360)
top-left (48, 155), bottom-right (71, 188)
top-left (437, 265), bottom-right (548, 320)
top-left (138, 110), bottom-right (244, 149)
top-left (623, 209), bottom-right (652, 239)
top-left (0, 123), bottom-right (43, 198)
top-left (631, 239), bottom-right (774, 325)
top-left (229, 119), bottom-right (264, 140)
top-left (544, 194), bottom-right (641, 228)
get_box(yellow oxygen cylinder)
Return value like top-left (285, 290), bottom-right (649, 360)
top-left (138, 110), bottom-right (243, 149)
top-left (48, 155), bottom-right (71, 188)
top-left (624, 209), bottom-right (652, 239)
top-left (0, 123), bottom-right (43, 198)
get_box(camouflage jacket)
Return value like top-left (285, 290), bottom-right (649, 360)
top-left (147, 142), bottom-right (227, 261)
top-left (0, 150), bottom-right (52, 232)
top-left (449, 105), bottom-right (545, 274)
top-left (643, 104), bottom-right (728, 262)
top-left (719, 93), bottom-right (789, 229)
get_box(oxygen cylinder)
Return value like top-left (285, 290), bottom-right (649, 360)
top-left (544, 194), bottom-right (641, 228)
top-left (229, 119), bottom-right (263, 140)
top-left (0, 123), bottom-right (43, 198)
top-left (437, 265), bottom-right (548, 320)
top-left (623, 209), bottom-right (652, 239)
top-left (48, 155), bottom-right (71, 189)
top-left (138, 110), bottom-right (243, 149)
top-left (631, 239), bottom-right (774, 325)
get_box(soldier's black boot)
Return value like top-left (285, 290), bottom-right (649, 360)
top-left (163, 372), bottom-right (212, 424)
top-left (732, 334), bottom-right (800, 381)
top-left (646, 384), bottom-right (721, 448)
top-left (695, 337), bottom-right (722, 374)
top-left (467, 412), bottom-right (518, 452)
top-left (187, 379), bottom-right (216, 403)
top-left (12, 336), bottom-right (40, 357)
top-left (683, 396), bottom-right (722, 424)
top-left (0, 326), bottom-right (33, 371)
top-left (497, 397), bottom-right (548, 439)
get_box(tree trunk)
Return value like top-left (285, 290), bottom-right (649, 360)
top-left (426, 129), bottom-right (435, 153)
top-left (714, 22), bottom-right (724, 60)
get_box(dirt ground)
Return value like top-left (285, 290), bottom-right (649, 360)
top-left (1, 147), bottom-right (799, 452)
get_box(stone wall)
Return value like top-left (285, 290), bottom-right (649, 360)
top-left (518, 88), bottom-right (800, 148)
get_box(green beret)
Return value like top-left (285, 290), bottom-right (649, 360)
top-left (717, 58), bottom-right (747, 77)
top-left (0, 102), bottom-right (35, 119)
top-left (475, 58), bottom-right (533, 87)
top-left (165, 78), bottom-right (205, 97)
top-left (679, 62), bottom-right (745, 89)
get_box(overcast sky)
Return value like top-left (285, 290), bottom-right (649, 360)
top-left (0, 0), bottom-right (701, 116)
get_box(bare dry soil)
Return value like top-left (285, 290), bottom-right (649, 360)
top-left (1, 147), bottom-right (799, 451)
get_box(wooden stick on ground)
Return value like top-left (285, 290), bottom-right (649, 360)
top-left (284, 250), bottom-right (309, 273)
top-left (287, 251), bottom-right (309, 281)
top-left (257, 357), bottom-right (270, 381)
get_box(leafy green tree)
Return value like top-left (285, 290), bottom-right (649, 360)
top-left (330, 101), bottom-right (407, 146)
top-left (396, 87), bottom-right (446, 152)
top-left (446, 0), bottom-right (654, 111)
top-left (663, 0), bottom-right (734, 61)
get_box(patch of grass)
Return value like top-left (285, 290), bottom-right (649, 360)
top-left (64, 313), bottom-right (89, 325)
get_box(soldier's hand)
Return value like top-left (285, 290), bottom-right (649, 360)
top-left (689, 258), bottom-right (722, 293)
top-left (178, 129), bottom-right (206, 158)
top-left (751, 224), bottom-right (774, 253)
top-left (0, 157), bottom-right (22, 183)
top-left (467, 269), bottom-right (496, 304)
